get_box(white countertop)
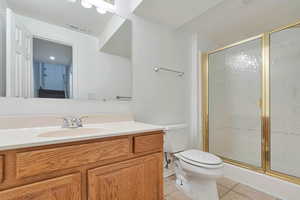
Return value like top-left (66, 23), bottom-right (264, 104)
top-left (0, 121), bottom-right (165, 151)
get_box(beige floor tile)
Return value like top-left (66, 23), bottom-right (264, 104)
top-left (165, 175), bottom-right (177, 183)
top-left (233, 184), bottom-right (276, 200)
top-left (164, 176), bottom-right (278, 200)
top-left (168, 191), bottom-right (191, 200)
top-left (221, 191), bottom-right (251, 200)
top-left (164, 180), bottom-right (179, 196)
top-left (218, 184), bottom-right (231, 198)
top-left (217, 177), bottom-right (239, 189)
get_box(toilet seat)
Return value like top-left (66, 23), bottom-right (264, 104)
top-left (176, 149), bottom-right (223, 169)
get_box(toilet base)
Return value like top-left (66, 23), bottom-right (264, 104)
top-left (176, 177), bottom-right (219, 200)
top-left (175, 178), bottom-right (192, 198)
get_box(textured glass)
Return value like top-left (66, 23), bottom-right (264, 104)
top-left (270, 27), bottom-right (300, 177)
top-left (208, 39), bottom-right (262, 167)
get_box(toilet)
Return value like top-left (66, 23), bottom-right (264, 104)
top-left (174, 150), bottom-right (223, 200)
top-left (164, 125), bottom-right (224, 200)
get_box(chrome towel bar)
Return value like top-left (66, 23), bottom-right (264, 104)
top-left (154, 67), bottom-right (184, 76)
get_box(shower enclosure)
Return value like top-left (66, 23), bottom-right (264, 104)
top-left (202, 21), bottom-right (300, 185)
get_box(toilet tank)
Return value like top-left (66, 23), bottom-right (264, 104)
top-left (164, 124), bottom-right (189, 153)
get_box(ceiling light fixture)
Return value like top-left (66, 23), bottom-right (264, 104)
top-left (78, 0), bottom-right (115, 14)
top-left (67, 0), bottom-right (77, 3)
top-left (96, 7), bottom-right (107, 14)
top-left (49, 56), bottom-right (56, 61)
top-left (81, 0), bottom-right (92, 8)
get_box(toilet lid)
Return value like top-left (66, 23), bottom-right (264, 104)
top-left (179, 150), bottom-right (222, 165)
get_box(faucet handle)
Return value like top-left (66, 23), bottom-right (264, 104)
top-left (60, 116), bottom-right (88, 128)
top-left (79, 116), bottom-right (89, 120)
top-left (76, 116), bottom-right (88, 128)
top-left (61, 117), bottom-right (72, 128)
top-left (78, 116), bottom-right (88, 123)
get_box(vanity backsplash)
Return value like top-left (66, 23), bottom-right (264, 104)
top-left (0, 113), bottom-right (134, 129)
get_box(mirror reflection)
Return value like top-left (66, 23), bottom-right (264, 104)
top-left (33, 38), bottom-right (73, 99)
top-left (0, 0), bottom-right (132, 101)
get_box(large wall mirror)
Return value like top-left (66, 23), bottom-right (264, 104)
top-left (0, 0), bottom-right (132, 101)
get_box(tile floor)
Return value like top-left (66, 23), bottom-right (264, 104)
top-left (164, 175), bottom-right (281, 200)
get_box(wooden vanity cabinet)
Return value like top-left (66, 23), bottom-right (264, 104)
top-left (88, 153), bottom-right (163, 200)
top-left (16, 138), bottom-right (130, 178)
top-left (0, 156), bottom-right (3, 183)
top-left (134, 133), bottom-right (163, 153)
top-left (0, 173), bottom-right (81, 200)
top-left (0, 131), bottom-right (164, 200)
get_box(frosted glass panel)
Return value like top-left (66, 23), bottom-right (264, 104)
top-left (208, 39), bottom-right (262, 167)
top-left (270, 27), bottom-right (300, 177)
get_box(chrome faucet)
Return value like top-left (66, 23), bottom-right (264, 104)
top-left (62, 116), bottom-right (88, 128)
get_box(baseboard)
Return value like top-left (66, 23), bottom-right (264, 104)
top-left (223, 163), bottom-right (300, 200)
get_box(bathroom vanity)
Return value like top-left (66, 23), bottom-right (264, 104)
top-left (0, 122), bottom-right (164, 200)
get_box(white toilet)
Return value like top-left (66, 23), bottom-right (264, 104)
top-left (164, 125), bottom-right (224, 200)
top-left (174, 150), bottom-right (223, 200)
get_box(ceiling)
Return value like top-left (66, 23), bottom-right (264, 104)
top-left (133, 0), bottom-right (225, 28)
top-left (133, 0), bottom-right (300, 52)
top-left (33, 38), bottom-right (72, 66)
top-left (181, 0), bottom-right (300, 51)
top-left (7, 0), bottom-right (114, 37)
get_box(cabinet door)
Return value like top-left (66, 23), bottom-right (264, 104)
top-left (88, 153), bottom-right (163, 200)
top-left (0, 173), bottom-right (81, 200)
top-left (0, 155), bottom-right (3, 183)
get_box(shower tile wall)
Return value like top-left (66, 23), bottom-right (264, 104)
top-left (208, 39), bottom-right (262, 167)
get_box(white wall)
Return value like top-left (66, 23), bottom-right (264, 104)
top-left (131, 16), bottom-right (190, 124)
top-left (0, 0), bottom-right (6, 97)
top-left (188, 34), bottom-right (201, 149)
top-left (0, 97), bottom-right (132, 116)
top-left (115, 0), bottom-right (197, 147)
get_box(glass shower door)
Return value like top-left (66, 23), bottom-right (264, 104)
top-left (208, 38), bottom-right (263, 167)
top-left (270, 25), bottom-right (300, 178)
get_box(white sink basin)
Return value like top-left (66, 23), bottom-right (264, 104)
top-left (38, 128), bottom-right (110, 138)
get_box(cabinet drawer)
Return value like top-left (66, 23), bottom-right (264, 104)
top-left (16, 138), bottom-right (130, 178)
top-left (0, 155), bottom-right (3, 183)
top-left (134, 133), bottom-right (163, 153)
top-left (0, 173), bottom-right (81, 200)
